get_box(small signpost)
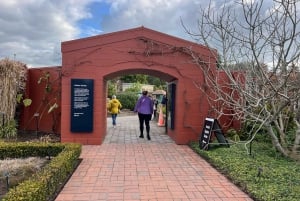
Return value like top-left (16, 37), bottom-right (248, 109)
top-left (199, 118), bottom-right (229, 150)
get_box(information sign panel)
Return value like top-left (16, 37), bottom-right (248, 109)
top-left (71, 79), bottom-right (94, 132)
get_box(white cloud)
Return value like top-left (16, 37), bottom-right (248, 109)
top-left (0, 0), bottom-right (94, 67)
top-left (101, 0), bottom-right (206, 40)
top-left (0, 0), bottom-right (213, 67)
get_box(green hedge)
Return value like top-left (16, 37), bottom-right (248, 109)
top-left (0, 142), bottom-right (64, 159)
top-left (1, 142), bottom-right (81, 201)
top-left (116, 92), bottom-right (139, 111)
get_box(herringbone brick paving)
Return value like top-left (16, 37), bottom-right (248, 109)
top-left (55, 115), bottom-right (253, 201)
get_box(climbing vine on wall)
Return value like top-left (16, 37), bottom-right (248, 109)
top-left (23, 70), bottom-right (61, 133)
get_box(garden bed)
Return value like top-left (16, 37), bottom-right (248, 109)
top-left (0, 157), bottom-right (49, 199)
top-left (0, 138), bottom-right (81, 201)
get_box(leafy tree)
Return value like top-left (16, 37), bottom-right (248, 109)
top-left (125, 82), bottom-right (142, 93)
top-left (120, 74), bottom-right (148, 84)
top-left (147, 76), bottom-right (166, 90)
top-left (120, 74), bottom-right (166, 90)
top-left (107, 80), bottom-right (118, 97)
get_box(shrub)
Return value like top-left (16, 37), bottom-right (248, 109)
top-left (240, 120), bottom-right (271, 142)
top-left (0, 142), bottom-right (64, 159)
top-left (117, 92), bottom-right (139, 110)
top-left (189, 141), bottom-right (300, 201)
top-left (225, 128), bottom-right (240, 142)
top-left (0, 120), bottom-right (17, 140)
top-left (1, 142), bottom-right (81, 201)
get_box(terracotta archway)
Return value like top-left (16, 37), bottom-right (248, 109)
top-left (60, 27), bottom-right (216, 145)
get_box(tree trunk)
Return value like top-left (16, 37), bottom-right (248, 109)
top-left (266, 124), bottom-right (290, 158)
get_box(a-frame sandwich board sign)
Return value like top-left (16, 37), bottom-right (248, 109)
top-left (199, 117), bottom-right (229, 150)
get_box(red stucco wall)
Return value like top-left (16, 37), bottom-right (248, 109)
top-left (19, 27), bottom-right (241, 145)
top-left (60, 27), bottom-right (216, 145)
top-left (19, 67), bottom-right (61, 134)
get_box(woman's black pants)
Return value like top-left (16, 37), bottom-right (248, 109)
top-left (138, 113), bottom-right (152, 136)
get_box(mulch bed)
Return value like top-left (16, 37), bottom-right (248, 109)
top-left (16, 131), bottom-right (61, 143)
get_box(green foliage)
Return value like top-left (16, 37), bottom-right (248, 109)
top-left (119, 75), bottom-right (166, 89)
top-left (146, 76), bottom-right (166, 89)
top-left (107, 80), bottom-right (117, 97)
top-left (242, 106), bottom-right (298, 146)
top-left (0, 120), bottom-right (17, 140)
top-left (0, 142), bottom-right (64, 159)
top-left (16, 94), bottom-right (32, 107)
top-left (124, 82), bottom-right (142, 93)
top-left (37, 72), bottom-right (51, 93)
top-left (189, 141), bottom-right (300, 201)
top-left (225, 128), bottom-right (240, 142)
top-left (120, 74), bottom-right (148, 83)
top-left (22, 99), bottom-right (32, 107)
top-left (1, 142), bottom-right (81, 201)
top-left (117, 92), bottom-right (139, 111)
top-left (161, 105), bottom-right (166, 114)
top-left (241, 120), bottom-right (271, 142)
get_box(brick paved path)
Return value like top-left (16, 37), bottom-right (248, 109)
top-left (55, 115), bottom-right (253, 201)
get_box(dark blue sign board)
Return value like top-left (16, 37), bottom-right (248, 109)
top-left (167, 83), bottom-right (176, 130)
top-left (71, 79), bottom-right (94, 132)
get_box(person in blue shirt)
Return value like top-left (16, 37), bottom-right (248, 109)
top-left (134, 90), bottom-right (154, 140)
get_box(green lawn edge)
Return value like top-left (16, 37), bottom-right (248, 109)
top-left (189, 141), bottom-right (300, 201)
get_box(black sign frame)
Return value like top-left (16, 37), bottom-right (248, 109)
top-left (199, 118), bottom-right (229, 150)
top-left (71, 79), bottom-right (94, 133)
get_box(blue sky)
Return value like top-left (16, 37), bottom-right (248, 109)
top-left (0, 0), bottom-right (273, 67)
top-left (78, 1), bottom-right (110, 38)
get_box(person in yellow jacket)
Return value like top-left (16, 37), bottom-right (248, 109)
top-left (107, 95), bottom-right (122, 128)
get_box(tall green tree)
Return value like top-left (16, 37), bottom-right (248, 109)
top-left (120, 74), bottom-right (147, 84)
top-left (147, 76), bottom-right (166, 90)
top-left (107, 80), bottom-right (117, 97)
top-left (125, 82), bottom-right (142, 93)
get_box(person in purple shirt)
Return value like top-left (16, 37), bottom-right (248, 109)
top-left (134, 90), bottom-right (154, 140)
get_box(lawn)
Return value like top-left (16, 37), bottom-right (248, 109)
top-left (189, 141), bottom-right (300, 201)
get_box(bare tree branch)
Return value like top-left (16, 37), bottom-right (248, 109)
top-left (184, 0), bottom-right (300, 160)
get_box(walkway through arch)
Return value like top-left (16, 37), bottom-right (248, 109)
top-left (105, 115), bottom-right (173, 144)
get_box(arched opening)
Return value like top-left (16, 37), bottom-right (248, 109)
top-left (103, 68), bottom-right (178, 139)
